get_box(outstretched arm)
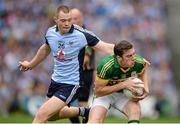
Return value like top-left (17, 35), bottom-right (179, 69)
top-left (92, 40), bottom-right (114, 54)
top-left (19, 43), bottom-right (51, 71)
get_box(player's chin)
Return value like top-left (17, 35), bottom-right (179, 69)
top-left (129, 63), bottom-right (135, 67)
top-left (126, 63), bottom-right (133, 68)
top-left (63, 27), bottom-right (70, 31)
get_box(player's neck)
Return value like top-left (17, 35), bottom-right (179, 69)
top-left (119, 61), bottom-right (128, 69)
top-left (58, 26), bottom-right (69, 35)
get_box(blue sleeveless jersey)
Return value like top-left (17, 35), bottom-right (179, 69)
top-left (45, 25), bottom-right (100, 85)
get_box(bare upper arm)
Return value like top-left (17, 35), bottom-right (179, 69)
top-left (95, 76), bottom-right (109, 89)
top-left (92, 40), bottom-right (114, 54)
top-left (40, 43), bottom-right (51, 54)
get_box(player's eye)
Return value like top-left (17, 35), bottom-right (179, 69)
top-left (126, 53), bottom-right (135, 58)
top-left (126, 54), bottom-right (133, 58)
top-left (60, 19), bottom-right (66, 22)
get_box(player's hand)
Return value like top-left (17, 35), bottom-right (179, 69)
top-left (83, 54), bottom-right (90, 70)
top-left (131, 88), bottom-right (149, 101)
top-left (122, 78), bottom-right (144, 94)
top-left (143, 58), bottom-right (151, 66)
top-left (18, 61), bottom-right (32, 71)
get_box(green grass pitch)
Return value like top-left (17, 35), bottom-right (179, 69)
top-left (0, 113), bottom-right (180, 123)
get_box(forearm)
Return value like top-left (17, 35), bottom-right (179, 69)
top-left (142, 73), bottom-right (149, 93)
top-left (95, 82), bottom-right (125, 97)
top-left (142, 64), bottom-right (150, 92)
top-left (29, 44), bottom-right (51, 68)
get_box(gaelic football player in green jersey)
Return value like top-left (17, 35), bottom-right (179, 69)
top-left (88, 40), bottom-right (150, 124)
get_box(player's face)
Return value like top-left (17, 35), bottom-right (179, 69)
top-left (121, 48), bottom-right (135, 67)
top-left (55, 11), bottom-right (72, 34)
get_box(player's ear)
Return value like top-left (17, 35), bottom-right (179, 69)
top-left (54, 16), bottom-right (58, 23)
top-left (116, 55), bottom-right (122, 61)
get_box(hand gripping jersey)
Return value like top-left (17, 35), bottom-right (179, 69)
top-left (45, 25), bottom-right (100, 85)
top-left (97, 54), bottom-right (146, 86)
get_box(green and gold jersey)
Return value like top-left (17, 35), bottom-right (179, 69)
top-left (97, 54), bottom-right (145, 85)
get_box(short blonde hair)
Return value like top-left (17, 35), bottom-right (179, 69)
top-left (57, 5), bottom-right (70, 14)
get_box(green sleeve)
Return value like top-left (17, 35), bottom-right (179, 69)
top-left (134, 54), bottom-right (146, 74)
top-left (97, 59), bottom-right (114, 80)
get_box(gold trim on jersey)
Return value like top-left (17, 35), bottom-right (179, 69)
top-left (120, 67), bottom-right (131, 73)
top-left (99, 59), bottom-right (114, 78)
top-left (138, 66), bottom-right (145, 76)
top-left (96, 76), bottom-right (109, 83)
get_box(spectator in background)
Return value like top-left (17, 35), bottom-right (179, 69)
top-left (71, 8), bottom-right (84, 28)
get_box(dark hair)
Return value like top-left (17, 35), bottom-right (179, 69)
top-left (57, 5), bottom-right (70, 14)
top-left (114, 40), bottom-right (133, 57)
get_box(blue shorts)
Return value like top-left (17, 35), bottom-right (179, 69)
top-left (46, 79), bottom-right (80, 106)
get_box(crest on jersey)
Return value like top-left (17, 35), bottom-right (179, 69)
top-left (58, 41), bottom-right (65, 49)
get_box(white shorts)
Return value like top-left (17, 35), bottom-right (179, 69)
top-left (91, 92), bottom-right (129, 112)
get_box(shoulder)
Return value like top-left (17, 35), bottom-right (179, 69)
top-left (134, 54), bottom-right (145, 65)
top-left (97, 55), bottom-right (115, 77)
top-left (74, 25), bottom-right (96, 36)
top-left (45, 25), bottom-right (57, 36)
top-left (134, 54), bottom-right (148, 74)
top-left (74, 24), bottom-right (100, 46)
top-left (73, 24), bottom-right (85, 31)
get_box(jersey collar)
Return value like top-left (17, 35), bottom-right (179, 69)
top-left (113, 55), bottom-right (131, 73)
top-left (55, 25), bottom-right (74, 34)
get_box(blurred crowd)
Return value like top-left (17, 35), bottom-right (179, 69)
top-left (0, 0), bottom-right (179, 118)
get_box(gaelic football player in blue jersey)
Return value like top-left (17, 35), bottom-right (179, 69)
top-left (19, 5), bottom-right (114, 124)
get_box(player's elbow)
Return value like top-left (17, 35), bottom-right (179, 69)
top-left (94, 88), bottom-right (104, 97)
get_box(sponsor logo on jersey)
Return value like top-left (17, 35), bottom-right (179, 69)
top-left (112, 77), bottom-right (119, 80)
top-left (131, 71), bottom-right (137, 77)
top-left (55, 50), bottom-right (72, 62)
top-left (121, 74), bottom-right (126, 79)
